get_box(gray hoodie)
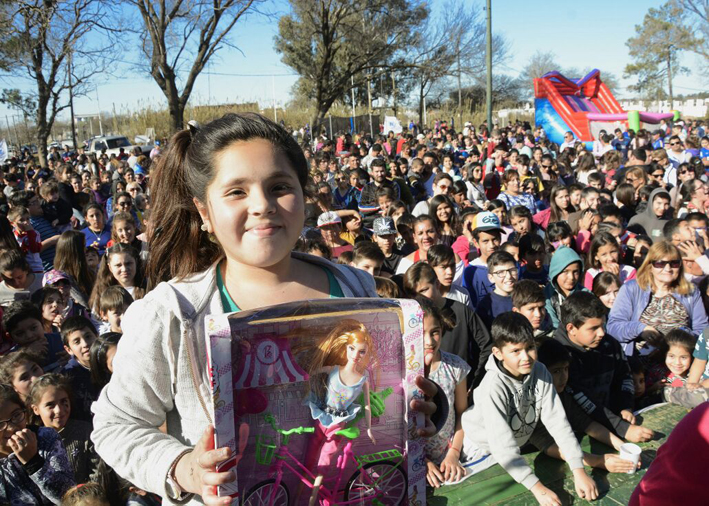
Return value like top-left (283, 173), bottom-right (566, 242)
top-left (627, 187), bottom-right (671, 243)
top-left (461, 355), bottom-right (584, 490)
top-left (91, 253), bottom-right (377, 504)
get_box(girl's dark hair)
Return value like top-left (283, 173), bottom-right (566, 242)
top-left (385, 200), bottom-right (407, 218)
top-left (147, 113), bottom-right (308, 289)
top-left (548, 185), bottom-right (575, 224)
top-left (591, 271), bottom-right (621, 298)
top-left (84, 202), bottom-right (105, 219)
top-left (30, 285), bottom-right (62, 310)
top-left (508, 205), bottom-right (532, 221)
top-left (615, 183), bottom-right (636, 209)
top-left (452, 180), bottom-right (467, 195)
top-left (89, 244), bottom-right (145, 310)
top-left (587, 231), bottom-right (620, 270)
top-left (0, 383), bottom-right (24, 410)
top-left (519, 233), bottom-right (545, 259)
top-left (90, 332), bottom-right (121, 390)
top-left (414, 294), bottom-right (454, 333)
top-left (429, 195), bottom-right (458, 235)
top-left (662, 328), bottom-right (695, 356)
top-left (0, 216), bottom-right (21, 253)
top-left (0, 350), bottom-right (42, 386)
top-left (486, 199), bottom-right (506, 212)
top-left (545, 221), bottom-right (573, 251)
top-left (0, 248), bottom-right (30, 274)
top-left (54, 230), bottom-right (96, 299)
top-left (427, 244), bottom-right (455, 267)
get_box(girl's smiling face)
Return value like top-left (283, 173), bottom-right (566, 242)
top-left (115, 221), bottom-right (136, 244)
top-left (596, 243), bottom-right (619, 268)
top-left (0, 401), bottom-right (26, 456)
top-left (31, 386), bottom-right (70, 430)
top-left (196, 139), bottom-right (304, 270)
top-left (666, 344), bottom-right (692, 377)
top-left (423, 314), bottom-right (442, 362)
top-left (436, 203), bottom-right (452, 224)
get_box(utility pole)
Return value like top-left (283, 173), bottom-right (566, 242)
top-left (367, 71), bottom-right (373, 137)
top-left (392, 73), bottom-right (397, 116)
top-left (485, 0), bottom-right (493, 129)
top-left (95, 86), bottom-right (103, 136)
top-left (457, 35), bottom-right (463, 128)
top-left (272, 75), bottom-right (277, 123)
top-left (68, 52), bottom-right (78, 150)
top-left (351, 75), bottom-right (356, 133)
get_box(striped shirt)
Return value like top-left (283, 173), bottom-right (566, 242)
top-left (30, 216), bottom-right (59, 271)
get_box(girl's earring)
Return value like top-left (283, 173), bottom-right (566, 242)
top-left (200, 223), bottom-right (208, 232)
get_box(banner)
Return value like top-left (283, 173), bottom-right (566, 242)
top-left (0, 139), bottom-right (8, 163)
top-left (383, 116), bottom-right (403, 135)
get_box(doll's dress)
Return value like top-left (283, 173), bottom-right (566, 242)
top-left (308, 366), bottom-right (367, 427)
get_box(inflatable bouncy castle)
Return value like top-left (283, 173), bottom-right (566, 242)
top-left (534, 69), bottom-right (678, 147)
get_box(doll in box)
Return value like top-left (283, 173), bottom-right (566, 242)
top-left (305, 320), bottom-right (378, 476)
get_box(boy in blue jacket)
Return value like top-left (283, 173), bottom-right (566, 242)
top-left (462, 211), bottom-right (502, 306)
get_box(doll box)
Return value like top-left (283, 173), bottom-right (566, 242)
top-left (205, 298), bottom-right (426, 505)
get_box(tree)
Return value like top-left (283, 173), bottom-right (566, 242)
top-left (673, 0), bottom-right (709, 77)
top-left (129, 0), bottom-right (260, 132)
top-left (275, 0), bottom-right (426, 135)
top-left (518, 51), bottom-right (560, 100)
top-left (0, 0), bottom-right (116, 167)
top-left (624, 2), bottom-right (699, 106)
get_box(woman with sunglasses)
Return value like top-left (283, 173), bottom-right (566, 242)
top-left (608, 241), bottom-right (708, 357)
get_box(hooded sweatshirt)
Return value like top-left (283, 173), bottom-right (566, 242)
top-left (543, 247), bottom-right (587, 329)
top-left (627, 188), bottom-right (671, 243)
top-left (462, 355), bottom-right (584, 490)
top-left (552, 325), bottom-right (634, 438)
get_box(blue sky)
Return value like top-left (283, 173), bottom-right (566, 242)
top-left (1, 0), bottom-right (705, 129)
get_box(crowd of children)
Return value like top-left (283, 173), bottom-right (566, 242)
top-left (0, 114), bottom-right (706, 504)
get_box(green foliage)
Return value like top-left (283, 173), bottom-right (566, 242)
top-left (275, 0), bottom-right (426, 130)
top-left (624, 2), bottom-right (699, 100)
top-left (0, 89), bottom-right (35, 117)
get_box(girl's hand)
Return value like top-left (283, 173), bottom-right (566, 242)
top-left (603, 453), bottom-right (640, 473)
top-left (620, 409), bottom-right (636, 424)
top-left (440, 452), bottom-right (464, 483)
top-left (572, 469), bottom-right (599, 501)
top-left (53, 313), bottom-right (65, 328)
top-left (531, 482), bottom-right (561, 506)
top-left (367, 428), bottom-right (376, 445)
top-left (175, 425), bottom-right (234, 505)
top-left (605, 262), bottom-right (620, 275)
top-left (425, 459), bottom-right (444, 488)
top-left (9, 428), bottom-right (38, 464)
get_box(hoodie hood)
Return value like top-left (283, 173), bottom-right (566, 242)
top-left (628, 187), bottom-right (670, 242)
top-left (552, 324), bottom-right (589, 354)
top-left (549, 246), bottom-right (583, 283)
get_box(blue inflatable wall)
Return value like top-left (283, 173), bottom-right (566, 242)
top-left (535, 98), bottom-right (569, 147)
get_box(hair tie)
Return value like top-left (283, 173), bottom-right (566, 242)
top-left (187, 120), bottom-right (200, 139)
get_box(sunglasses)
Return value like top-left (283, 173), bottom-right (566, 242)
top-left (679, 170), bottom-right (689, 175)
top-left (542, 164), bottom-right (553, 169)
top-left (651, 260), bottom-right (681, 269)
top-left (670, 142), bottom-right (681, 146)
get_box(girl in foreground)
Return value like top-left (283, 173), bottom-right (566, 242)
top-left (91, 113), bottom-right (442, 505)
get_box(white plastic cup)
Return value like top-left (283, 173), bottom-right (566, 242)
top-left (619, 443), bottom-right (642, 474)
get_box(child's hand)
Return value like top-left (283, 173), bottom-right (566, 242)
top-left (572, 468), bottom-right (599, 501)
top-left (426, 459), bottom-right (444, 488)
top-left (686, 382), bottom-right (700, 391)
top-left (53, 313), bottom-right (65, 328)
top-left (412, 352), bottom-right (440, 438)
top-left (625, 424), bottom-right (654, 443)
top-left (701, 378), bottom-right (709, 388)
top-left (175, 425), bottom-right (234, 503)
top-left (530, 482), bottom-right (562, 506)
top-left (620, 409), bottom-right (636, 424)
top-left (578, 210), bottom-right (594, 232)
top-left (440, 452), bottom-right (465, 483)
top-left (603, 453), bottom-right (640, 473)
top-left (605, 262), bottom-right (620, 276)
top-left (678, 240), bottom-right (703, 262)
top-left (367, 428), bottom-right (376, 445)
top-left (9, 428), bottom-right (38, 464)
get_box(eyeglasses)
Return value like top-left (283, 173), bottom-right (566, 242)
top-left (679, 170), bottom-right (689, 175)
top-left (670, 142), bottom-right (681, 146)
top-left (492, 267), bottom-right (517, 279)
top-left (0, 410), bottom-right (24, 431)
top-left (651, 260), bottom-right (681, 269)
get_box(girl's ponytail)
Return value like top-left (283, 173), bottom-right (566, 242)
top-left (146, 129), bottom-right (221, 289)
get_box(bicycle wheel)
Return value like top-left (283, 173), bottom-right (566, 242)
top-left (241, 479), bottom-right (289, 506)
top-left (344, 461), bottom-right (407, 505)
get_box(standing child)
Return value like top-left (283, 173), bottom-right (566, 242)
top-left (416, 296), bottom-right (470, 488)
top-left (461, 312), bottom-right (599, 504)
top-left (427, 245), bottom-right (473, 309)
top-left (0, 383), bottom-right (75, 504)
top-left (477, 251), bottom-right (518, 329)
top-left (29, 374), bottom-right (98, 483)
top-left (7, 206), bottom-right (43, 275)
top-left (60, 317), bottom-right (99, 423)
top-left (462, 211), bottom-right (503, 307)
top-left (584, 231), bottom-right (636, 290)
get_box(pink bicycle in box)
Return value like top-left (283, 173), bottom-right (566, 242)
top-left (243, 412), bottom-right (407, 506)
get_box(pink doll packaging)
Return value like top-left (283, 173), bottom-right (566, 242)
top-left (205, 298), bottom-right (426, 505)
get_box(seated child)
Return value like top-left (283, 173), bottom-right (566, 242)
top-left (518, 234), bottom-right (549, 285)
top-left (295, 238), bottom-right (332, 260)
top-left (584, 231), bottom-right (636, 290)
top-left (553, 291), bottom-right (655, 443)
top-left (629, 358), bottom-right (647, 409)
top-left (512, 279), bottom-right (551, 338)
top-left (31, 286), bottom-right (66, 333)
top-left (29, 374), bottom-right (98, 484)
top-left (632, 235), bottom-right (653, 269)
top-left (477, 251), bottom-right (517, 329)
top-left (0, 351), bottom-right (44, 402)
top-left (461, 312), bottom-right (599, 503)
top-left (3, 300), bottom-right (66, 372)
top-left (591, 272), bottom-right (621, 309)
top-left (0, 384), bottom-right (75, 503)
top-left (350, 241), bottom-right (385, 278)
top-left (532, 339), bottom-right (640, 473)
top-left (85, 247), bottom-right (100, 275)
top-left (404, 262), bottom-right (492, 389)
top-left (60, 316), bottom-right (99, 423)
top-left (427, 245), bottom-right (473, 309)
top-left (416, 296), bottom-right (470, 488)
top-left (544, 247), bottom-right (585, 329)
top-left (643, 329), bottom-right (708, 409)
top-left (97, 286), bottom-right (133, 335)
